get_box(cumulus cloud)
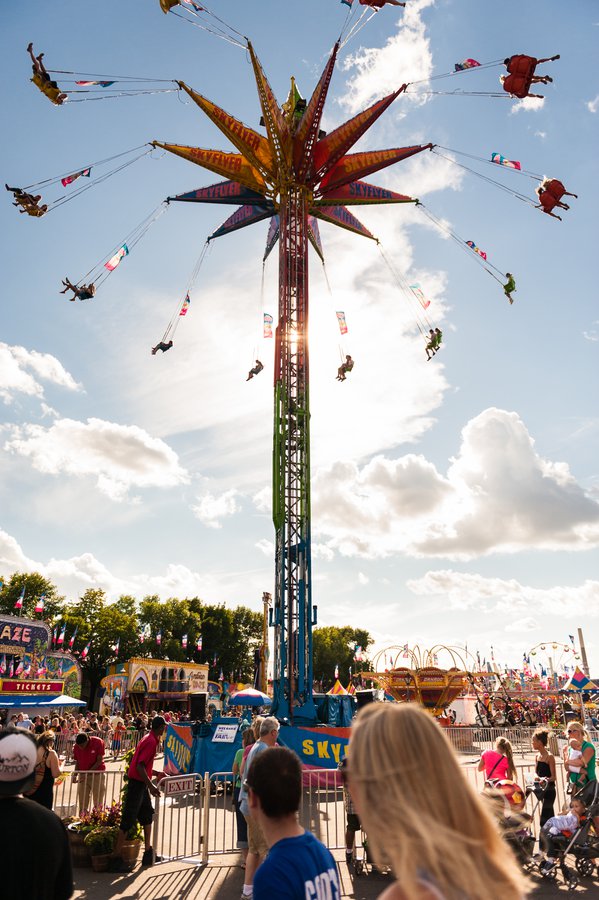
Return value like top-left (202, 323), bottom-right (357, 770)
top-left (407, 569), bottom-right (599, 619)
top-left (587, 95), bottom-right (599, 114)
top-left (509, 97), bottom-right (545, 114)
top-left (0, 342), bottom-right (81, 404)
top-left (583, 321), bottom-right (599, 342)
top-left (4, 417), bottom-right (188, 501)
top-left (191, 489), bottom-right (240, 528)
top-left (310, 408), bottom-right (599, 559)
top-left (340, 0), bottom-right (435, 114)
top-left (0, 528), bottom-right (270, 607)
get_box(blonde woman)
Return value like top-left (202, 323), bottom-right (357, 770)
top-left (346, 704), bottom-right (527, 900)
top-left (563, 721), bottom-right (596, 787)
top-left (478, 736), bottom-right (516, 783)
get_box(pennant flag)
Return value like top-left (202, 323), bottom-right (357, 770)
top-left (8, 659), bottom-right (14, 677)
top-left (52, 627), bottom-right (57, 646)
top-left (75, 81), bottom-right (115, 87)
top-left (466, 240), bottom-right (487, 260)
top-left (15, 661), bottom-right (24, 676)
top-left (490, 152), bottom-right (521, 171)
top-left (80, 641), bottom-right (90, 660)
top-left (104, 244), bottom-right (129, 272)
top-left (263, 216), bottom-right (280, 262)
top-left (61, 167), bottom-right (92, 187)
top-left (139, 630), bottom-right (145, 644)
top-left (263, 313), bottom-right (273, 338)
top-left (454, 59), bottom-right (481, 71)
top-left (182, 634), bottom-right (188, 649)
top-left (68, 625), bottom-right (78, 650)
top-left (219, 668), bottom-right (224, 681)
top-left (179, 293), bottom-right (191, 316)
top-left (196, 635), bottom-right (203, 651)
top-left (23, 663), bottom-right (31, 676)
top-left (336, 311), bottom-right (348, 335)
top-left (35, 594), bottom-right (46, 614)
top-left (156, 629), bottom-right (162, 646)
top-left (14, 587), bottom-right (25, 610)
top-left (402, 644), bottom-right (409, 659)
top-left (57, 624), bottom-right (66, 645)
top-left (334, 664), bottom-right (339, 679)
top-left (409, 283), bottom-right (431, 309)
top-left (112, 638), bottom-right (120, 655)
top-left (569, 634), bottom-right (575, 645)
top-left (213, 652), bottom-right (218, 666)
top-left (0, 655), bottom-right (5, 675)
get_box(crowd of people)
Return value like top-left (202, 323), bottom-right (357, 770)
top-left (1, 702), bottom-right (598, 899)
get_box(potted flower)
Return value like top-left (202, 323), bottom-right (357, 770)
top-left (120, 821), bottom-right (144, 867)
top-left (84, 826), bottom-right (119, 872)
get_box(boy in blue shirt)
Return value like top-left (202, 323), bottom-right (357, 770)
top-left (247, 746), bottom-right (341, 900)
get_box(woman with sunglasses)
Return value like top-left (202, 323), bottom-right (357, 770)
top-left (346, 703), bottom-right (526, 900)
top-left (562, 721), bottom-right (595, 791)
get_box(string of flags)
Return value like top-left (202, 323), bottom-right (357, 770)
top-left (61, 167), bottom-right (92, 186)
top-left (466, 240), bottom-right (487, 260)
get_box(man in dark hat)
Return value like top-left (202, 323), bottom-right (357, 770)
top-left (0, 727), bottom-right (73, 898)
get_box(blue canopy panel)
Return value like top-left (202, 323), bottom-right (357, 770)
top-left (168, 180), bottom-right (270, 206)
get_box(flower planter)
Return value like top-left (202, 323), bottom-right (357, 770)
top-left (90, 853), bottom-right (111, 872)
top-left (68, 831), bottom-right (92, 868)
top-left (121, 839), bottom-right (142, 867)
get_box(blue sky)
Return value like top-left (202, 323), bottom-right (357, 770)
top-left (1, 0), bottom-right (598, 675)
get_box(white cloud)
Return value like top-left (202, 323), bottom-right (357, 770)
top-left (587, 95), bottom-right (599, 114)
top-left (509, 97), bottom-right (545, 114)
top-left (0, 528), bottom-right (270, 608)
top-left (407, 569), bottom-right (599, 619)
top-left (191, 489), bottom-right (240, 528)
top-left (583, 321), bottom-right (599, 342)
top-left (4, 417), bottom-right (188, 501)
top-left (340, 0), bottom-right (435, 114)
top-left (358, 572), bottom-right (369, 585)
top-left (255, 538), bottom-right (274, 557)
top-left (0, 342), bottom-right (81, 404)
top-left (310, 408), bottom-right (599, 559)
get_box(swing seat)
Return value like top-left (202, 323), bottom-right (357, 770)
top-left (507, 55), bottom-right (537, 79)
top-left (544, 180), bottom-right (566, 201)
top-left (502, 73), bottom-right (532, 99)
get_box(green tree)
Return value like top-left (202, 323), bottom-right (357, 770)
top-left (0, 572), bottom-right (64, 622)
top-left (313, 625), bottom-right (373, 691)
top-left (65, 588), bottom-right (140, 706)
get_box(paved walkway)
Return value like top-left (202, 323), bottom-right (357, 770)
top-left (71, 852), bottom-right (589, 899)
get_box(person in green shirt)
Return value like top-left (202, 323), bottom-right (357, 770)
top-left (503, 273), bottom-right (516, 305)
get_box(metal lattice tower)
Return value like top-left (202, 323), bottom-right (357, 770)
top-left (156, 41), bottom-right (431, 723)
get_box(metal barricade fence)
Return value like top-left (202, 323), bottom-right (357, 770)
top-left (54, 769), bottom-right (126, 819)
top-left (153, 773), bottom-right (207, 863)
top-left (52, 728), bottom-right (147, 763)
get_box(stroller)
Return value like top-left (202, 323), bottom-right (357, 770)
top-left (538, 779), bottom-right (599, 888)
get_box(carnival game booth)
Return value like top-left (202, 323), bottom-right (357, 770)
top-left (0, 613), bottom-right (84, 716)
top-left (100, 657), bottom-right (209, 717)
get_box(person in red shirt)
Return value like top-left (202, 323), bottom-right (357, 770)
top-left (109, 715), bottom-right (167, 870)
top-left (72, 732), bottom-right (106, 813)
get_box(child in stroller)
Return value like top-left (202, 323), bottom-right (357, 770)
top-left (539, 781), bottom-right (599, 885)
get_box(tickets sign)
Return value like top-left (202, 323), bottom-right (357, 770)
top-left (0, 679), bottom-right (64, 694)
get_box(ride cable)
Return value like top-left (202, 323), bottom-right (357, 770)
top-left (167, 1), bottom-right (248, 49)
top-left (321, 257), bottom-right (352, 365)
top-left (77, 202), bottom-right (169, 290)
top-left (377, 243), bottom-right (436, 338)
top-left (21, 145), bottom-right (155, 213)
top-left (431, 148), bottom-right (539, 206)
top-left (160, 240), bottom-right (212, 344)
top-left (416, 202), bottom-right (508, 287)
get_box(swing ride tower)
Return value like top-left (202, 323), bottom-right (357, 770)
top-left (155, 42), bottom-right (432, 723)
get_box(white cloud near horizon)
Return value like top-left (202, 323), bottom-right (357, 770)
top-left (4, 417), bottom-right (188, 501)
top-left (0, 342), bottom-right (82, 404)
top-left (309, 407), bottom-right (599, 559)
top-left (407, 569), bottom-right (599, 619)
top-left (0, 528), bottom-right (269, 608)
